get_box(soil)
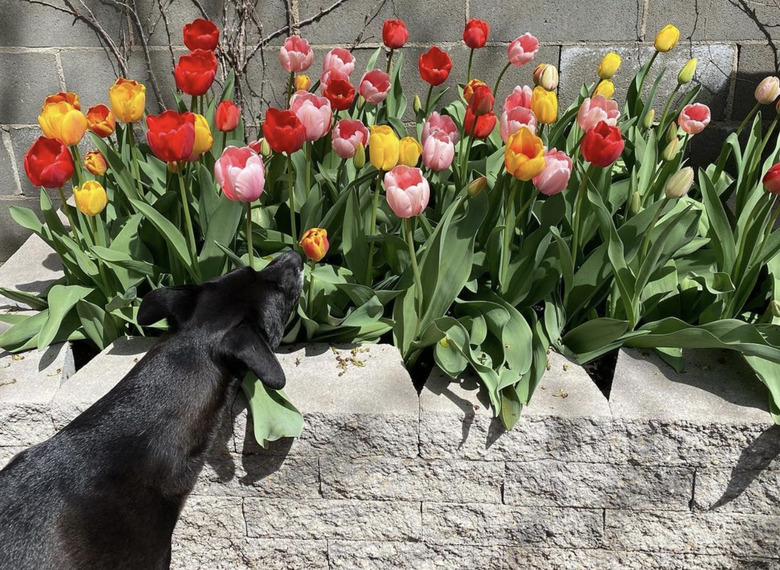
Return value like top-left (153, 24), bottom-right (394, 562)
top-left (581, 348), bottom-right (620, 399)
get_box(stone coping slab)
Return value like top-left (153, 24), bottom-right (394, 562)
top-left (0, 233), bottom-right (61, 311)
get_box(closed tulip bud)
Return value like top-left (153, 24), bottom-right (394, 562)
top-left (398, 137), bottom-right (423, 167)
top-left (467, 176), bottom-right (487, 197)
top-left (109, 78), bottom-right (146, 123)
top-left (299, 228), bottom-right (329, 262)
top-left (630, 191), bottom-right (641, 214)
top-left (533, 64), bottom-right (558, 90)
top-left (353, 142), bottom-right (366, 169)
top-left (594, 80), bottom-right (615, 100)
top-left (249, 137), bottom-right (272, 157)
top-left (662, 137), bottom-right (680, 161)
top-left (530, 86), bottom-right (557, 124)
top-left (463, 78), bottom-right (487, 103)
top-left (654, 24), bottom-right (680, 52)
top-left (755, 76), bottom-right (780, 105)
top-left (369, 125), bottom-right (400, 171)
top-left (665, 121), bottom-right (678, 142)
top-left (665, 166), bottom-right (694, 199)
top-left (188, 113), bottom-right (213, 161)
top-left (357, 95), bottom-right (366, 110)
top-left (294, 74), bottom-right (311, 91)
top-left (83, 150), bottom-right (107, 176)
top-left (771, 300), bottom-right (780, 318)
top-left (678, 58), bottom-right (697, 85)
top-left (598, 52), bottom-right (621, 80)
top-left (642, 108), bottom-right (655, 129)
top-left (73, 180), bottom-right (109, 216)
top-left (413, 94), bottom-right (423, 114)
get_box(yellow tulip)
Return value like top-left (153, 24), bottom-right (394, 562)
top-left (654, 24), bottom-right (680, 52)
top-left (678, 58), bottom-right (697, 84)
top-left (530, 86), bottom-right (558, 124)
top-left (594, 80), bottom-right (615, 99)
top-left (44, 92), bottom-right (81, 110)
top-left (83, 151), bottom-right (107, 176)
top-left (369, 125), bottom-right (400, 171)
top-left (38, 101), bottom-right (87, 146)
top-left (109, 78), bottom-right (146, 123)
top-left (598, 52), bottom-right (622, 80)
top-left (504, 127), bottom-right (546, 181)
top-left (294, 74), bottom-right (311, 91)
top-left (189, 113), bottom-right (213, 160)
top-left (73, 180), bottom-right (108, 217)
top-left (398, 137), bottom-right (422, 167)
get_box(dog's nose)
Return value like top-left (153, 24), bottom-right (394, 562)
top-left (279, 249), bottom-right (304, 269)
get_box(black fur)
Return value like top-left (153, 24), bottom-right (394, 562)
top-left (0, 252), bottom-right (303, 569)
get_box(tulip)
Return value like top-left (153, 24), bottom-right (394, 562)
top-left (294, 74), bottom-right (311, 91)
top-left (262, 108), bottom-right (306, 154)
top-left (175, 49), bottom-right (218, 96)
top-left (598, 52), bottom-right (621, 80)
top-left (23, 136), bottom-right (75, 188)
top-left (353, 142), bottom-right (366, 169)
top-left (665, 121), bottom-right (678, 142)
top-left (44, 92), bottom-right (81, 109)
top-left (299, 228), bottom-right (329, 262)
top-left (86, 104), bottom-right (115, 138)
top-left (398, 137), bottom-right (423, 167)
top-left (504, 127), bottom-right (546, 181)
top-left (763, 163), bottom-right (780, 194)
top-left (662, 137), bottom-right (680, 161)
top-left (382, 19), bottom-right (409, 49)
top-left (771, 300), bottom-right (780, 318)
top-left (422, 131), bottom-right (455, 171)
top-left (215, 100), bottom-right (241, 132)
top-left (418, 46), bottom-right (452, 86)
top-left (463, 18), bottom-right (489, 49)
top-left (654, 24), bottom-right (680, 52)
top-left (532, 148), bottom-right (572, 196)
top-left (463, 79), bottom-right (487, 103)
top-left (413, 94), bottom-right (423, 114)
top-left (533, 64), bottom-right (559, 91)
top-left (369, 125), bottom-right (400, 171)
top-left (507, 33), bottom-right (539, 66)
top-left (319, 67), bottom-right (347, 92)
top-left (755, 76), bottom-right (780, 105)
top-left (72, 180), bottom-right (108, 217)
top-left (322, 48), bottom-right (355, 76)
top-left (678, 58), bottom-right (697, 85)
top-left (146, 110), bottom-right (196, 163)
top-left (109, 78), bottom-right (146, 123)
top-left (280, 36), bottom-right (313, 73)
top-left (577, 95), bottom-right (620, 132)
top-left (290, 91), bottom-right (333, 142)
top-left (504, 85), bottom-right (533, 112)
top-left (214, 146), bottom-right (266, 202)
top-left (665, 166), bottom-right (694, 199)
top-left (581, 121), bottom-right (624, 168)
top-left (384, 165), bottom-right (430, 218)
top-left (500, 106), bottom-right (537, 142)
top-left (467, 176), bottom-right (487, 197)
top-left (183, 18), bottom-right (219, 51)
top-left (83, 150), bottom-right (107, 176)
top-left (530, 86), bottom-right (558, 124)
top-left (249, 138), bottom-right (272, 157)
top-left (594, 80), bottom-right (615, 99)
top-left (323, 76), bottom-right (356, 111)
top-left (421, 112), bottom-right (459, 145)
top-left (643, 109), bottom-right (656, 129)
top-left (38, 100), bottom-right (87, 146)
top-left (678, 103), bottom-right (711, 135)
top-left (464, 108), bottom-right (497, 139)
top-left (358, 70), bottom-right (391, 105)
top-left (332, 118), bottom-right (370, 159)
top-left (468, 84), bottom-right (494, 116)
top-left (188, 113), bottom-right (213, 161)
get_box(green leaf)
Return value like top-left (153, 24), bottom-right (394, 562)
top-left (699, 169), bottom-right (736, 270)
top-left (199, 194), bottom-right (243, 279)
top-left (10, 206), bottom-right (44, 235)
top-left (77, 299), bottom-right (120, 350)
top-left (0, 287), bottom-right (49, 311)
top-left (37, 284), bottom-right (93, 349)
top-left (563, 318), bottom-right (632, 363)
top-left (0, 309), bottom-right (49, 351)
top-left (241, 372), bottom-right (304, 448)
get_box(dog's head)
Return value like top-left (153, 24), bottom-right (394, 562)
top-left (137, 251), bottom-right (304, 389)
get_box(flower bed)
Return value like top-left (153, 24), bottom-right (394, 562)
top-left (0, 16), bottom-right (779, 447)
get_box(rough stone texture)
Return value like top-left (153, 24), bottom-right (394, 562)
top-left (241, 539), bottom-right (329, 569)
top-left (733, 43), bottom-right (779, 121)
top-left (328, 541), bottom-right (503, 570)
top-left (174, 495), bottom-right (246, 540)
top-left (0, 232), bottom-right (62, 308)
top-left (693, 467), bottom-right (780, 515)
top-left (0, 52), bottom-right (61, 124)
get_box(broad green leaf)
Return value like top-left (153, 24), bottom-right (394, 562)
top-left (37, 284), bottom-right (93, 349)
top-left (241, 372), bottom-right (304, 448)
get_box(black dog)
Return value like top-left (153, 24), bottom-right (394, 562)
top-left (0, 252), bottom-right (303, 569)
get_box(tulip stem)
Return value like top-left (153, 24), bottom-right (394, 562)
top-left (405, 217), bottom-right (424, 321)
top-left (287, 71), bottom-right (295, 106)
top-left (466, 49), bottom-right (475, 84)
top-left (287, 154), bottom-right (298, 244)
top-left (737, 102), bottom-right (761, 137)
top-left (424, 84), bottom-right (434, 115)
top-left (636, 51), bottom-right (658, 102)
top-left (385, 49), bottom-right (395, 75)
top-left (177, 171), bottom-right (201, 281)
top-left (245, 202), bottom-right (255, 270)
top-left (365, 174), bottom-right (383, 285)
top-left (336, 159), bottom-right (346, 193)
top-left (514, 188), bottom-right (540, 226)
top-left (499, 179), bottom-right (520, 294)
top-left (571, 164), bottom-right (595, 269)
top-left (307, 260), bottom-right (317, 316)
top-left (305, 142), bottom-right (312, 197)
top-left (639, 196), bottom-right (669, 265)
top-left (755, 197), bottom-right (780, 264)
top-left (658, 84), bottom-right (681, 134)
top-left (89, 214), bottom-right (111, 295)
top-left (56, 186), bottom-right (84, 248)
top-left (493, 61), bottom-right (512, 99)
top-left (127, 126), bottom-right (144, 199)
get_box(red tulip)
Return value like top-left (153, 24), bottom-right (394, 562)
top-left (464, 108), bottom-right (497, 139)
top-left (23, 136), bottom-right (75, 188)
top-left (468, 84), bottom-right (494, 116)
top-left (382, 19), bottom-right (409, 49)
top-left (183, 18), bottom-right (219, 51)
top-left (86, 104), bottom-right (115, 138)
top-left (174, 49), bottom-right (218, 96)
top-left (580, 121), bottom-right (625, 168)
top-left (215, 100), bottom-right (241, 132)
top-left (323, 76), bottom-right (356, 111)
top-left (418, 46), bottom-right (452, 86)
top-left (763, 163), bottom-right (780, 194)
top-left (262, 108), bottom-right (305, 154)
top-left (463, 19), bottom-right (490, 49)
top-left (146, 110), bottom-right (196, 163)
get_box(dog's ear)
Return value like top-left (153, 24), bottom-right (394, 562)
top-left (138, 286), bottom-right (200, 329)
top-left (223, 322), bottom-right (286, 389)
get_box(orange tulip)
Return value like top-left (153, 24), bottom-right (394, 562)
top-left (83, 151), bottom-right (108, 176)
top-left (299, 228), bottom-right (329, 262)
top-left (504, 127), bottom-right (546, 181)
top-left (86, 104), bottom-right (116, 137)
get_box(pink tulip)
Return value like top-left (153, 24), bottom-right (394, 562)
top-left (678, 103), bottom-right (711, 135)
top-left (504, 85), bottom-right (533, 113)
top-left (322, 47), bottom-right (355, 76)
top-left (507, 33), bottom-right (539, 66)
top-left (319, 67), bottom-right (349, 92)
top-left (532, 148), bottom-right (572, 196)
top-left (500, 106), bottom-right (537, 142)
top-left (289, 90), bottom-right (332, 142)
top-left (280, 36), bottom-right (313, 73)
top-left (755, 76), bottom-right (780, 105)
top-left (422, 131), bottom-right (455, 171)
top-left (421, 112), bottom-right (459, 146)
top-left (384, 165), bottom-right (430, 218)
top-left (577, 95), bottom-right (620, 132)
top-left (358, 70), bottom-right (391, 105)
top-left (332, 118), bottom-right (370, 159)
top-left (214, 146), bottom-right (266, 202)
